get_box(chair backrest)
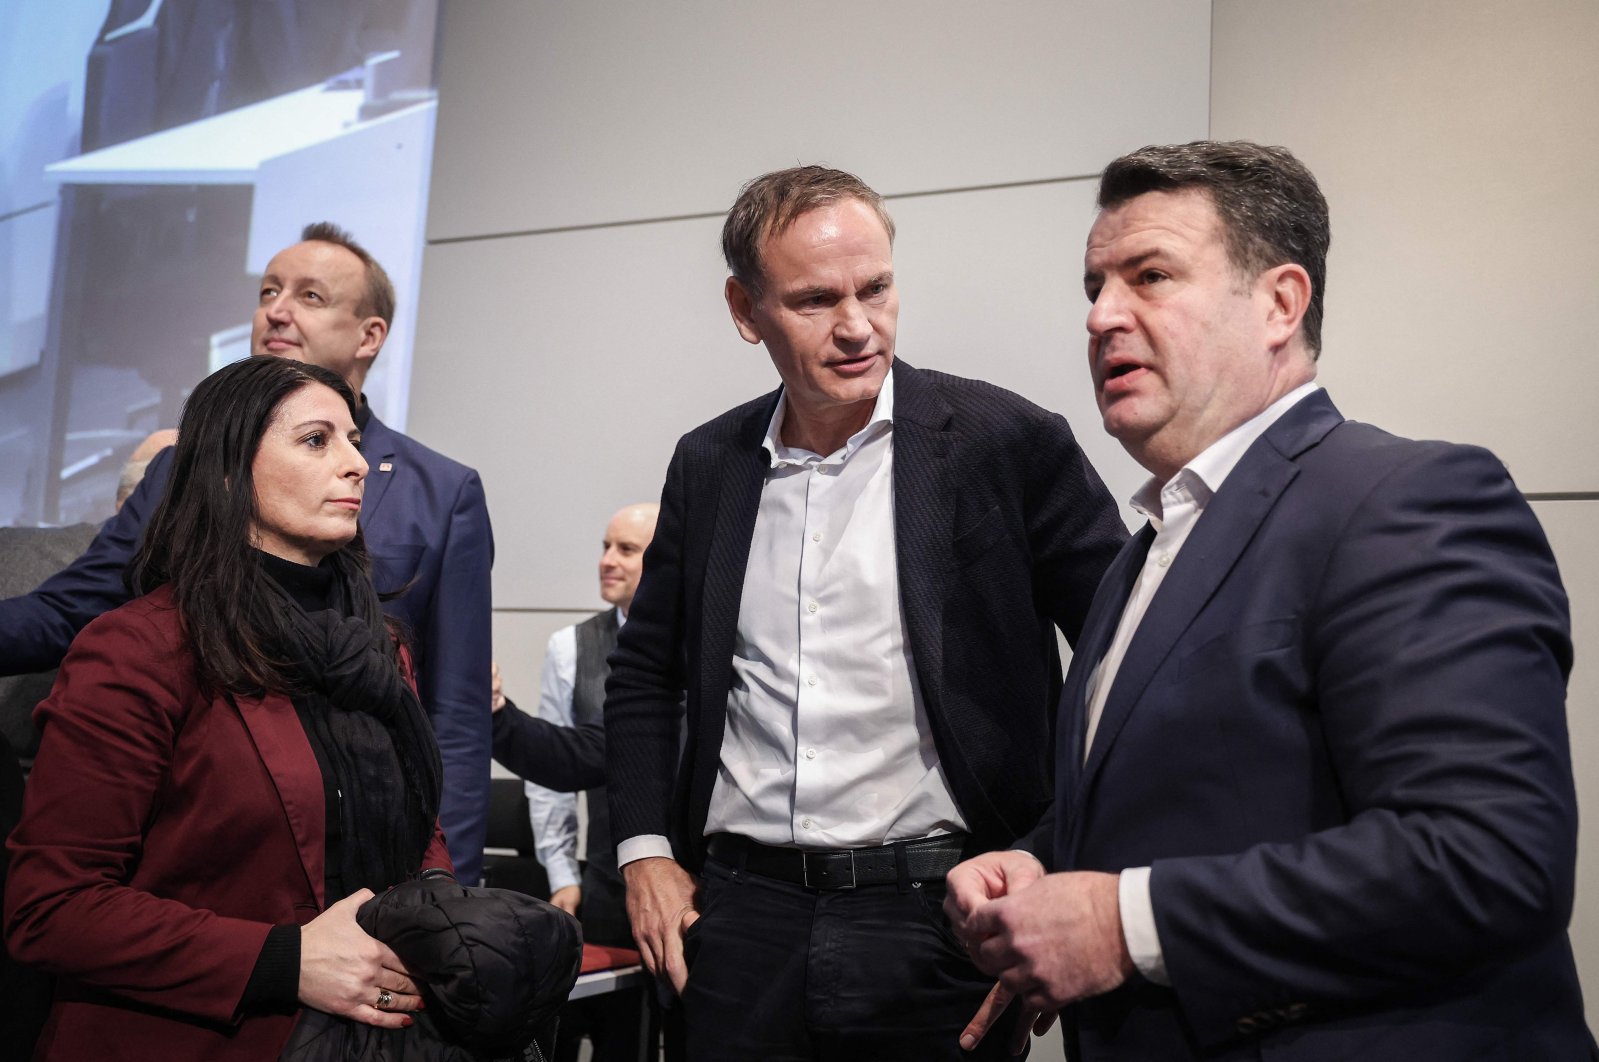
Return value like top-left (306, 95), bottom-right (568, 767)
top-left (481, 776), bottom-right (550, 899)
top-left (484, 776), bottom-right (537, 854)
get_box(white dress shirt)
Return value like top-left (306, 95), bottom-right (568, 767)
top-left (524, 607), bottom-right (624, 893)
top-left (1090, 382), bottom-right (1320, 984)
top-left (707, 369), bottom-right (966, 848)
top-left (615, 372), bottom-right (966, 868)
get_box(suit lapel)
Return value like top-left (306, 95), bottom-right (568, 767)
top-left (358, 411), bottom-right (400, 527)
top-left (693, 397), bottom-right (776, 794)
top-left (230, 692), bottom-right (326, 907)
top-left (888, 363), bottom-right (956, 724)
top-left (1070, 393), bottom-right (1345, 841)
top-left (1058, 525), bottom-right (1154, 795)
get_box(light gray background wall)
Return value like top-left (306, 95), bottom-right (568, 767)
top-left (411, 0), bottom-right (1598, 1040)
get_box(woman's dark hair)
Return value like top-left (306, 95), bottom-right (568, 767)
top-left (129, 356), bottom-right (388, 695)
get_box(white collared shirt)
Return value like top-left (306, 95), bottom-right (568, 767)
top-left (705, 370), bottom-right (967, 848)
top-left (1091, 382), bottom-right (1320, 984)
top-left (525, 607), bottom-right (626, 892)
top-left (614, 374), bottom-right (966, 868)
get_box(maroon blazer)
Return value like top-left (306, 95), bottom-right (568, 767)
top-left (4, 585), bottom-right (451, 1062)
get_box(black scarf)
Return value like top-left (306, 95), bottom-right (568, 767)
top-left (260, 554), bottom-right (443, 894)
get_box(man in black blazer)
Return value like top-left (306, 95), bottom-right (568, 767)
top-left (604, 166), bottom-right (1127, 1059)
top-left (946, 141), bottom-right (1595, 1059)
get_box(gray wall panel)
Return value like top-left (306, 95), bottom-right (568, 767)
top-left (889, 179), bottom-right (1149, 512)
top-left (428, 0), bottom-right (1210, 240)
top-left (412, 180), bottom-right (1153, 613)
top-left (1211, 0), bottom-right (1599, 494)
top-left (1531, 499), bottom-right (1597, 1033)
top-left (412, 212), bottom-right (774, 611)
top-left (490, 608), bottom-right (599, 780)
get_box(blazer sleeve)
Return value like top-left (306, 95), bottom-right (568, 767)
top-left (416, 469), bottom-right (494, 885)
top-left (398, 643), bottom-right (456, 878)
top-left (1014, 806), bottom-right (1056, 868)
top-left (1149, 444), bottom-right (1576, 1044)
top-left (1022, 409), bottom-right (1127, 647)
top-left (491, 700), bottom-right (606, 793)
top-left (4, 608), bottom-right (273, 1024)
top-left (0, 447), bottom-right (171, 675)
top-left (422, 823), bottom-right (453, 875)
top-left (604, 443), bottom-right (691, 848)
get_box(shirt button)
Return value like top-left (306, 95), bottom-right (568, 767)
top-left (807, 601), bottom-right (818, 613)
top-left (1157, 553), bottom-right (1172, 568)
top-left (811, 531), bottom-right (822, 542)
top-left (801, 817), bottom-right (813, 830)
top-left (807, 675), bottom-right (817, 686)
top-left (805, 748), bottom-right (817, 760)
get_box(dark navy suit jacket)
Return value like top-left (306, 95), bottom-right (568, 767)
top-left (605, 360), bottom-right (1128, 867)
top-left (0, 411), bottom-right (494, 884)
top-left (492, 699), bottom-right (605, 794)
top-left (1026, 391), bottom-right (1593, 1059)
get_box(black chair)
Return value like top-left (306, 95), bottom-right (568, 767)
top-left (481, 776), bottom-right (552, 899)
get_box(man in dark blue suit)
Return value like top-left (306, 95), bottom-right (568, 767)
top-left (0, 223), bottom-right (494, 885)
top-left (946, 141), bottom-right (1594, 1059)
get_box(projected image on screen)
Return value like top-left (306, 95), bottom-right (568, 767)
top-left (0, 0), bottom-right (442, 527)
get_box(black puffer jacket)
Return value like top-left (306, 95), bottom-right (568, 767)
top-left (280, 874), bottom-right (583, 1062)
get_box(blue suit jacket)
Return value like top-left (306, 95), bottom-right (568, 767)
top-left (1028, 391), bottom-right (1593, 1059)
top-left (0, 411), bottom-right (494, 884)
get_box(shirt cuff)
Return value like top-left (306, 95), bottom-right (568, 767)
top-left (1119, 866), bottom-right (1169, 985)
top-left (1007, 846), bottom-right (1046, 871)
top-left (617, 834), bottom-right (675, 868)
top-left (545, 857), bottom-right (582, 892)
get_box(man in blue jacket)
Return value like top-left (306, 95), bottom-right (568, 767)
top-left (0, 222), bottom-right (494, 885)
top-left (946, 141), bottom-right (1593, 1059)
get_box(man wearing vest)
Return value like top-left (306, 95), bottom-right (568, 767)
top-left (491, 502), bottom-right (659, 1062)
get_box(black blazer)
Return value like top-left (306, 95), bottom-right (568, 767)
top-left (605, 360), bottom-right (1127, 868)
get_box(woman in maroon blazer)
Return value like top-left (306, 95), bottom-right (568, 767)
top-left (5, 356), bottom-right (451, 1061)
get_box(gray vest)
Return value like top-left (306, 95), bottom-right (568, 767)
top-left (572, 609), bottom-right (618, 877)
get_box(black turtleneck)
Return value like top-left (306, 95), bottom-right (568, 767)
top-left (258, 549), bottom-right (336, 611)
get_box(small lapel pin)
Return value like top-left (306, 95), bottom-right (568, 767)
top-left (379, 462), bottom-right (393, 473)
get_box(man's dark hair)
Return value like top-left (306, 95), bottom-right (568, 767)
top-left (301, 220), bottom-right (396, 327)
top-left (1098, 141), bottom-right (1330, 356)
top-left (721, 166), bottom-right (896, 299)
top-left (129, 356), bottom-right (389, 695)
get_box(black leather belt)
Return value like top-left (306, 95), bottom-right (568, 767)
top-left (705, 833), bottom-right (970, 890)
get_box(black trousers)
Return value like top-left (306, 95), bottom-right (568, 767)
top-left (681, 858), bottom-right (1028, 1061)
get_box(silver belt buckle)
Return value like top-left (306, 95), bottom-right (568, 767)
top-left (802, 849), bottom-right (857, 889)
